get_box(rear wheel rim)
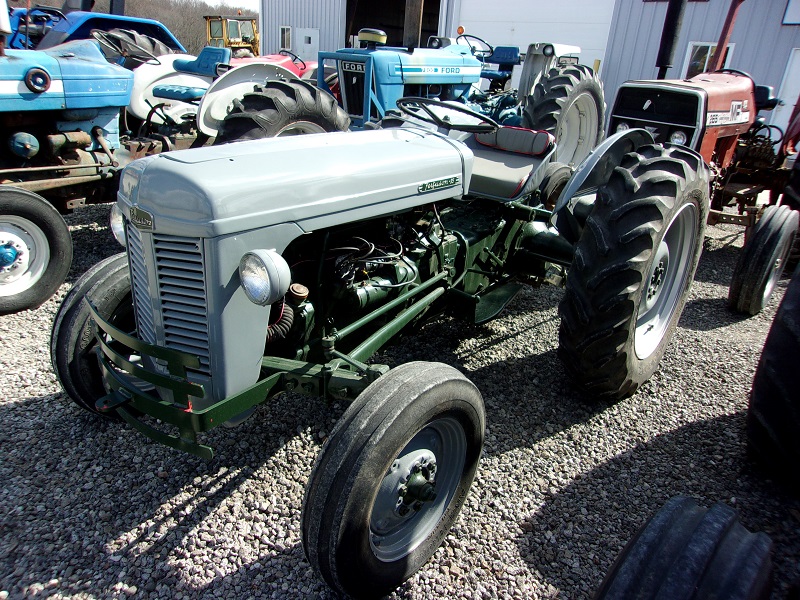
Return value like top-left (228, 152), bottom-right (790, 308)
top-left (635, 202), bottom-right (698, 359)
top-left (557, 92), bottom-right (599, 166)
top-left (0, 215), bottom-right (50, 297)
top-left (276, 121), bottom-right (327, 136)
top-left (762, 235), bottom-right (793, 304)
top-left (369, 416), bottom-right (466, 562)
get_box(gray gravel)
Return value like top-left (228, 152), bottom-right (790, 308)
top-left (1, 204), bottom-right (799, 599)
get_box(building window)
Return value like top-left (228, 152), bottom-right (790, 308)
top-left (682, 42), bottom-right (734, 78)
top-left (785, 0), bottom-right (800, 24)
top-left (280, 26), bottom-right (291, 50)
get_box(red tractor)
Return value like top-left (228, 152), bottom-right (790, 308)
top-left (609, 70), bottom-right (800, 314)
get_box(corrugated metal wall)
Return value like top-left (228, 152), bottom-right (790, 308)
top-left (261, 0), bottom-right (346, 55)
top-left (602, 0), bottom-right (800, 105)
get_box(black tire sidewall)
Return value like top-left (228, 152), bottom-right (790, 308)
top-left (217, 80), bottom-right (350, 142)
top-left (302, 362), bottom-right (485, 599)
top-left (338, 398), bottom-right (483, 596)
top-left (729, 205), bottom-right (798, 315)
top-left (523, 65), bottom-right (605, 165)
top-left (0, 188), bottom-right (72, 315)
top-left (748, 264), bottom-right (800, 485)
top-left (51, 253), bottom-right (132, 415)
top-left (559, 145), bottom-right (709, 399)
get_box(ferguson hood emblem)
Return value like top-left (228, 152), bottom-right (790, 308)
top-left (130, 206), bottom-right (154, 231)
top-left (419, 176), bottom-right (459, 193)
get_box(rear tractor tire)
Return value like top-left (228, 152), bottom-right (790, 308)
top-left (558, 144), bottom-right (709, 399)
top-left (522, 64), bottom-right (605, 168)
top-left (51, 253), bottom-right (134, 417)
top-left (0, 186), bottom-right (72, 315)
top-left (216, 79), bottom-right (351, 142)
top-left (96, 28), bottom-right (176, 69)
top-left (728, 204), bottom-right (798, 315)
top-left (302, 362), bottom-right (485, 599)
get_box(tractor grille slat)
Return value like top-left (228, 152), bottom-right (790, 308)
top-left (127, 225), bottom-right (157, 345)
top-left (152, 234), bottom-right (211, 374)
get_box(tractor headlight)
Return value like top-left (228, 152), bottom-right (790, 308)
top-left (543, 44), bottom-right (555, 56)
top-left (109, 204), bottom-right (126, 247)
top-left (615, 121), bottom-right (630, 132)
top-left (239, 249), bottom-right (291, 306)
top-left (669, 130), bottom-right (688, 146)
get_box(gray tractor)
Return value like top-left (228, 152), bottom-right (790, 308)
top-left (51, 101), bottom-right (707, 598)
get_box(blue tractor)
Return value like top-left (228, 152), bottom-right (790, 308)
top-left (0, 34), bottom-right (135, 313)
top-left (7, 0), bottom-right (184, 66)
top-left (216, 29), bottom-right (605, 167)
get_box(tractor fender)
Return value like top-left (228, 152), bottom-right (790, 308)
top-left (550, 129), bottom-right (707, 241)
top-left (129, 53), bottom-right (209, 123)
top-left (553, 128), bottom-right (655, 215)
top-left (197, 63), bottom-right (302, 137)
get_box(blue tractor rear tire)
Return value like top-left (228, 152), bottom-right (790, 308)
top-left (0, 187), bottom-right (72, 315)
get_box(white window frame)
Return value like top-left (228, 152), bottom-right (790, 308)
top-left (785, 0), bottom-right (800, 25)
top-left (680, 41), bottom-right (735, 79)
top-left (279, 26), bottom-right (292, 51)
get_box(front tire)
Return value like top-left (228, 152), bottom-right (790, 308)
top-left (0, 186), bottom-right (72, 315)
top-left (215, 80), bottom-right (350, 142)
top-left (748, 264), bottom-right (800, 486)
top-left (728, 204), bottom-right (798, 315)
top-left (301, 362), bottom-right (485, 599)
top-left (51, 253), bottom-right (133, 417)
top-left (596, 496), bottom-right (773, 600)
top-left (558, 144), bottom-right (709, 399)
top-left (522, 64), bottom-right (605, 167)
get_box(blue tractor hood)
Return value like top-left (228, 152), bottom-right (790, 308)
top-left (2, 39), bottom-right (133, 112)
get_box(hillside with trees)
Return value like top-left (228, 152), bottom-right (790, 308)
top-left (8, 0), bottom-right (257, 54)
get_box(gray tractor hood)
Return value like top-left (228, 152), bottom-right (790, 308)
top-left (118, 128), bottom-right (474, 239)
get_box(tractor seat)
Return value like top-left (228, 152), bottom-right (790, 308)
top-left (151, 84), bottom-right (208, 102)
top-left (172, 46), bottom-right (232, 77)
top-left (481, 45), bottom-right (520, 81)
top-left (465, 127), bottom-right (555, 200)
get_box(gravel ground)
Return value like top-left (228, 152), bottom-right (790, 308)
top-left (1, 204), bottom-right (799, 599)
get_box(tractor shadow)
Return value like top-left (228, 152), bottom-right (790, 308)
top-left (0, 387), bottom-right (342, 598)
top-left (694, 231), bottom-right (743, 287)
top-left (513, 413), bottom-right (800, 599)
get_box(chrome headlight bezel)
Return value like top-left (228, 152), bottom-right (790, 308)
top-left (239, 249), bottom-right (291, 306)
top-left (109, 204), bottom-right (127, 247)
top-left (669, 130), bottom-right (688, 146)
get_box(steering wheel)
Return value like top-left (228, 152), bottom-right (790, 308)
top-left (279, 49), bottom-right (307, 70)
top-left (456, 34), bottom-right (494, 59)
top-left (396, 97), bottom-right (498, 133)
top-left (713, 68), bottom-right (753, 79)
top-left (92, 29), bottom-right (161, 65)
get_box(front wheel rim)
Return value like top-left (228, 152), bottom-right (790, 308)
top-left (369, 416), bottom-right (466, 563)
top-left (635, 202), bottom-right (698, 359)
top-left (0, 216), bottom-right (50, 297)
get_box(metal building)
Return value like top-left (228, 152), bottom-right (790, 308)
top-left (602, 0), bottom-right (800, 133)
top-left (260, 0), bottom-right (616, 71)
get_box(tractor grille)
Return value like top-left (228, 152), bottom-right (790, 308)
top-left (153, 234), bottom-right (210, 374)
top-left (127, 224), bottom-right (157, 345)
top-left (127, 226), bottom-right (211, 375)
